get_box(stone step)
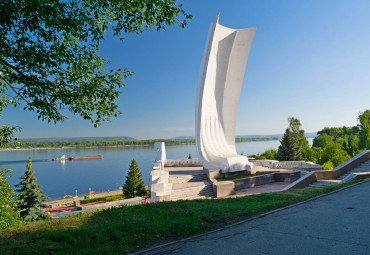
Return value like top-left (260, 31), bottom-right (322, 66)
top-left (170, 195), bottom-right (215, 201)
top-left (171, 186), bottom-right (213, 195)
top-left (354, 164), bottom-right (370, 167)
top-left (168, 174), bottom-right (208, 183)
top-left (170, 185), bottom-right (214, 201)
top-left (169, 176), bottom-right (208, 181)
top-left (309, 180), bottom-right (340, 188)
top-left (353, 167), bottom-right (370, 171)
top-left (352, 168), bottom-right (369, 171)
top-left (171, 190), bottom-right (214, 197)
top-left (170, 192), bottom-right (215, 198)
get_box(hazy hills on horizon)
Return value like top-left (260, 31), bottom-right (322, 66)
top-left (172, 132), bottom-right (317, 140)
top-left (19, 136), bottom-right (136, 143)
top-left (19, 133), bottom-right (317, 143)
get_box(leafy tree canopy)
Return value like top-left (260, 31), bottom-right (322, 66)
top-left (258, 148), bottom-right (277, 160)
top-left (358, 110), bottom-right (370, 150)
top-left (0, 0), bottom-right (192, 128)
top-left (0, 168), bottom-right (22, 229)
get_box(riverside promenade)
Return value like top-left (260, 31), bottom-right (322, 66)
top-left (138, 180), bottom-right (370, 255)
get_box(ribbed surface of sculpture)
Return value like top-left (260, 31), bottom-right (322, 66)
top-left (195, 13), bottom-right (255, 173)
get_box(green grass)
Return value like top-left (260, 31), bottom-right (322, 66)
top-left (0, 180), bottom-right (365, 254)
top-left (216, 171), bottom-right (276, 181)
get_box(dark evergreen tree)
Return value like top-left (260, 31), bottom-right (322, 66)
top-left (15, 159), bottom-right (49, 222)
top-left (123, 159), bottom-right (147, 199)
top-left (277, 128), bottom-right (302, 161)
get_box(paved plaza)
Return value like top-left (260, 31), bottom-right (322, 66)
top-left (139, 181), bottom-right (370, 255)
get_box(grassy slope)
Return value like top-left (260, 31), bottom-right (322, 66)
top-left (0, 180), bottom-right (364, 254)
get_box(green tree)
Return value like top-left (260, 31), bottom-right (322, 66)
top-left (259, 148), bottom-right (277, 160)
top-left (320, 142), bottom-right (350, 168)
top-left (313, 133), bottom-right (334, 148)
top-left (0, 168), bottom-right (22, 229)
top-left (0, 0), bottom-right (192, 140)
top-left (288, 116), bottom-right (310, 160)
top-left (123, 159), bottom-right (146, 199)
top-left (15, 159), bottom-right (49, 222)
top-left (277, 128), bottom-right (301, 161)
top-left (358, 110), bottom-right (370, 150)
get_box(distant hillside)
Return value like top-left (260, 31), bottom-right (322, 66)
top-left (19, 136), bottom-right (136, 143)
top-left (173, 133), bottom-right (317, 140)
top-left (237, 132), bottom-right (317, 139)
top-left (172, 136), bottom-right (195, 140)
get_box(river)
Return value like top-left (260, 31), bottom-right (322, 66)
top-left (0, 139), bottom-right (312, 199)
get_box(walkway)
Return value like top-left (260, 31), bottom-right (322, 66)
top-left (139, 180), bottom-right (370, 255)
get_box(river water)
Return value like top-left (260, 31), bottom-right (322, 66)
top-left (0, 139), bottom-right (312, 199)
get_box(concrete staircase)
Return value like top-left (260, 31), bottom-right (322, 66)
top-left (309, 160), bottom-right (370, 188)
top-left (170, 184), bottom-right (215, 201)
top-left (168, 172), bottom-right (208, 183)
top-left (168, 171), bottom-right (215, 201)
top-left (338, 160), bottom-right (370, 180)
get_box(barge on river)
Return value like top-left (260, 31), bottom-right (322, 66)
top-left (53, 155), bottom-right (104, 161)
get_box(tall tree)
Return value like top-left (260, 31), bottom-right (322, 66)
top-left (288, 116), bottom-right (309, 160)
top-left (123, 159), bottom-right (147, 199)
top-left (0, 0), bottom-right (192, 140)
top-left (277, 128), bottom-right (301, 161)
top-left (0, 168), bottom-right (22, 229)
top-left (15, 159), bottom-right (49, 222)
top-left (358, 110), bottom-right (370, 150)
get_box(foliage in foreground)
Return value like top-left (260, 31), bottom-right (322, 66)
top-left (0, 168), bottom-right (22, 230)
top-left (0, 180), bottom-right (364, 254)
top-left (0, 0), bottom-right (192, 127)
top-left (15, 159), bottom-right (49, 222)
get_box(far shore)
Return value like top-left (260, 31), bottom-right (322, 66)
top-left (0, 143), bottom-right (196, 151)
top-left (0, 139), bottom-right (278, 152)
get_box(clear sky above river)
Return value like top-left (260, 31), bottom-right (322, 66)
top-left (3, 0), bottom-right (370, 139)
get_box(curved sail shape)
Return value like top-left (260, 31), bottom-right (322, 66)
top-left (195, 13), bottom-right (255, 173)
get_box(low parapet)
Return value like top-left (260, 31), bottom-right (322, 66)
top-left (251, 160), bottom-right (322, 171)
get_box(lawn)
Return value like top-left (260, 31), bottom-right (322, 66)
top-left (0, 180), bottom-right (364, 255)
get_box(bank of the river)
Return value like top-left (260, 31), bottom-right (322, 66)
top-left (0, 143), bottom-right (194, 152)
top-left (2, 137), bottom-right (278, 151)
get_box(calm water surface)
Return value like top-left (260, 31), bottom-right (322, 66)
top-left (0, 139), bottom-right (312, 199)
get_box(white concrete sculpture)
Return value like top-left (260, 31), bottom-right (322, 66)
top-left (195, 13), bottom-right (255, 173)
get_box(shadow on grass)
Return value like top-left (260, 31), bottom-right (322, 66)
top-left (0, 179), bottom-right (367, 255)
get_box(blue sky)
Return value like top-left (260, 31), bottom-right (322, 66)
top-left (3, 0), bottom-right (370, 139)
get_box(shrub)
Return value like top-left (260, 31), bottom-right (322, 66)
top-left (80, 194), bottom-right (124, 205)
